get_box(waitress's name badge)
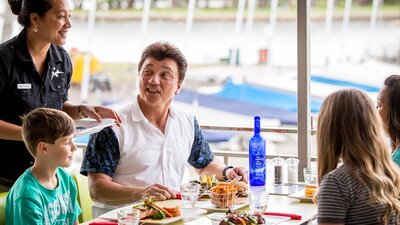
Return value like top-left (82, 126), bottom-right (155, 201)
top-left (17, 83), bottom-right (32, 89)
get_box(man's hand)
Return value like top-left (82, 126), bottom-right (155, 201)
top-left (139, 183), bottom-right (177, 201)
top-left (226, 167), bottom-right (249, 183)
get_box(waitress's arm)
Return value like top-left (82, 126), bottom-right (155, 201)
top-left (63, 101), bottom-right (122, 125)
top-left (62, 100), bottom-right (84, 120)
top-left (0, 120), bottom-right (22, 141)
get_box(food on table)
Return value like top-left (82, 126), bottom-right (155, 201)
top-left (163, 205), bottom-right (181, 217)
top-left (210, 182), bottom-right (237, 208)
top-left (304, 185), bottom-right (317, 198)
top-left (191, 174), bottom-right (218, 194)
top-left (191, 175), bottom-right (248, 200)
top-left (234, 181), bottom-right (248, 198)
top-left (133, 197), bottom-right (181, 220)
top-left (219, 211), bottom-right (266, 225)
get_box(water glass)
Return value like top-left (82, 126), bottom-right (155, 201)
top-left (249, 186), bottom-right (269, 214)
top-left (180, 182), bottom-right (200, 208)
top-left (303, 168), bottom-right (318, 198)
top-left (117, 208), bottom-right (140, 225)
top-left (303, 168), bottom-right (318, 186)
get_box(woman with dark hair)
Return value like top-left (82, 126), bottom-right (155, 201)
top-left (317, 89), bottom-right (400, 224)
top-left (377, 74), bottom-right (400, 166)
top-left (0, 0), bottom-right (121, 191)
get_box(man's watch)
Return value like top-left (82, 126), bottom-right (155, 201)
top-left (222, 166), bottom-right (234, 181)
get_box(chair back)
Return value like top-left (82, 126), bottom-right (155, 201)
top-left (0, 192), bottom-right (8, 225)
top-left (71, 169), bottom-right (93, 223)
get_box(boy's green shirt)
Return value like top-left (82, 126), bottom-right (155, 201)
top-left (5, 167), bottom-right (81, 225)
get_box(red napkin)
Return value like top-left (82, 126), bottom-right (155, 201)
top-left (89, 222), bottom-right (118, 225)
top-left (264, 212), bottom-right (302, 220)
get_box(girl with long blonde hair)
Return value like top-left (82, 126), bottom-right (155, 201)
top-left (317, 89), bottom-right (400, 225)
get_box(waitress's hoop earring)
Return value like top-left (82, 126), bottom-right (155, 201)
top-left (33, 25), bottom-right (38, 32)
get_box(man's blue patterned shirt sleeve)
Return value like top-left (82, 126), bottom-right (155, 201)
top-left (80, 127), bottom-right (120, 177)
top-left (188, 117), bottom-right (214, 169)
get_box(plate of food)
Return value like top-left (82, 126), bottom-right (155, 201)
top-left (197, 181), bottom-right (249, 212)
top-left (198, 201), bottom-right (249, 212)
top-left (99, 197), bottom-right (201, 224)
top-left (207, 212), bottom-right (291, 225)
top-left (190, 177), bottom-right (249, 201)
top-left (189, 175), bottom-right (218, 198)
top-left (287, 188), bottom-right (315, 203)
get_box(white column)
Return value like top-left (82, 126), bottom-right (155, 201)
top-left (245, 0), bottom-right (256, 33)
top-left (324, 0), bottom-right (334, 65)
top-left (141, 0), bottom-right (151, 36)
top-left (341, 0), bottom-right (352, 61)
top-left (229, 0), bottom-right (246, 66)
top-left (367, 0), bottom-right (380, 56)
top-left (80, 0), bottom-right (97, 103)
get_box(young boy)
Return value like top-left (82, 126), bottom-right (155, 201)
top-left (5, 108), bottom-right (81, 225)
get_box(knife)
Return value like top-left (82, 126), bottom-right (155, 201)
top-left (89, 222), bottom-right (118, 225)
top-left (264, 212), bottom-right (302, 220)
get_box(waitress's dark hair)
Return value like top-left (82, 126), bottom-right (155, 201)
top-left (8, 0), bottom-right (53, 27)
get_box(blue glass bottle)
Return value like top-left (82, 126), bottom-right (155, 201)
top-left (249, 116), bottom-right (266, 186)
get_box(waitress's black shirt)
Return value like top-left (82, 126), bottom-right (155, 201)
top-left (0, 30), bottom-right (72, 186)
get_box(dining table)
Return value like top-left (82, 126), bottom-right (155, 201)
top-left (79, 193), bottom-right (317, 225)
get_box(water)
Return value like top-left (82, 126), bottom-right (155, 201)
top-left (118, 218), bottom-right (138, 225)
top-left (249, 193), bottom-right (268, 214)
top-left (64, 20), bottom-right (400, 66)
top-left (303, 168), bottom-right (318, 186)
top-left (249, 186), bottom-right (269, 214)
top-left (181, 191), bottom-right (199, 208)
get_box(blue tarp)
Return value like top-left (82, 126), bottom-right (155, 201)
top-left (175, 88), bottom-right (299, 125)
top-left (311, 75), bottom-right (380, 92)
top-left (213, 80), bottom-right (322, 113)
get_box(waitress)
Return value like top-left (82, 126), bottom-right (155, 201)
top-left (0, 0), bottom-right (121, 191)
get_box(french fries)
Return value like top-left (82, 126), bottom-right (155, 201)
top-left (210, 182), bottom-right (238, 208)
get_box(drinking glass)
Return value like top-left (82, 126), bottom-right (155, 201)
top-left (180, 182), bottom-right (200, 208)
top-left (249, 186), bottom-right (269, 214)
top-left (117, 208), bottom-right (140, 225)
top-left (303, 168), bottom-right (318, 198)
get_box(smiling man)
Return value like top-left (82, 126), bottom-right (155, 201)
top-left (81, 42), bottom-right (248, 216)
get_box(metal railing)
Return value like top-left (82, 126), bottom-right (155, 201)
top-left (213, 150), bottom-right (317, 165)
top-left (76, 124), bottom-right (317, 171)
top-left (200, 124), bottom-right (317, 165)
top-left (201, 124), bottom-right (317, 135)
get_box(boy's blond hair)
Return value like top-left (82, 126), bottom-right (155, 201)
top-left (21, 108), bottom-right (75, 156)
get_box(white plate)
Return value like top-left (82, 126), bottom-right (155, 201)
top-left (99, 204), bottom-right (201, 224)
top-left (74, 118), bottom-right (116, 137)
top-left (287, 189), bottom-right (314, 203)
top-left (197, 201), bottom-right (248, 212)
top-left (206, 212), bottom-right (291, 225)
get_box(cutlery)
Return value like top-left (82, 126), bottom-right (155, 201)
top-left (264, 212), bottom-right (302, 220)
top-left (89, 222), bottom-right (118, 225)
